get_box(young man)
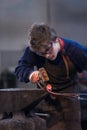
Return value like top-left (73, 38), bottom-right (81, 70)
top-left (15, 23), bottom-right (87, 130)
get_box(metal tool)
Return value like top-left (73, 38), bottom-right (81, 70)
top-left (37, 68), bottom-right (49, 89)
top-left (38, 68), bottom-right (87, 100)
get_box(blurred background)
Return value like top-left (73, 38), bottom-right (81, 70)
top-left (0, 0), bottom-right (87, 88)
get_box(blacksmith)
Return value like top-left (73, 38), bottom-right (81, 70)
top-left (15, 23), bottom-right (87, 130)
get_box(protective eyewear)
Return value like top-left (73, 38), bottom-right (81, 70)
top-left (36, 42), bottom-right (53, 56)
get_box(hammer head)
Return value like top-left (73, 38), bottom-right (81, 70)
top-left (39, 68), bottom-right (49, 82)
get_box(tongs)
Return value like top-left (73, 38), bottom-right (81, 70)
top-left (38, 68), bottom-right (87, 100)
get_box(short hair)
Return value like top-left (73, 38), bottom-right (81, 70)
top-left (28, 23), bottom-right (57, 52)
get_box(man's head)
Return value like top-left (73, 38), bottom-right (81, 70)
top-left (28, 23), bottom-right (59, 60)
top-left (29, 23), bottom-right (57, 50)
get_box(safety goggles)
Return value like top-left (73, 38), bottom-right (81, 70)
top-left (36, 42), bottom-right (53, 56)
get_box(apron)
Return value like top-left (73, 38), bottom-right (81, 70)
top-left (36, 50), bottom-right (82, 130)
top-left (43, 50), bottom-right (78, 89)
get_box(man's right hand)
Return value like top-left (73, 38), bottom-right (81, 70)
top-left (29, 71), bottom-right (40, 83)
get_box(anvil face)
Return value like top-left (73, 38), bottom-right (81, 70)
top-left (0, 88), bottom-right (46, 112)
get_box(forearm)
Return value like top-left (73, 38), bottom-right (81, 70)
top-left (15, 65), bottom-right (34, 83)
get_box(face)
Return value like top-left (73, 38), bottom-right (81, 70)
top-left (35, 41), bottom-right (59, 60)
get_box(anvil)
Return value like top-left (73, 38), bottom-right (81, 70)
top-left (0, 88), bottom-right (47, 113)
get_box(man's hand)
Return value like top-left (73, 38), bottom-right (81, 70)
top-left (29, 71), bottom-right (40, 83)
